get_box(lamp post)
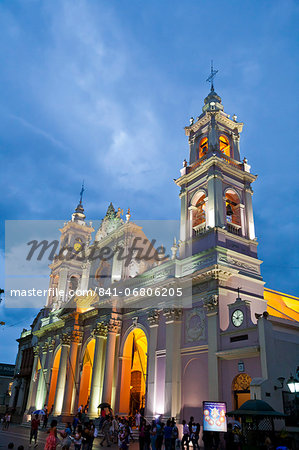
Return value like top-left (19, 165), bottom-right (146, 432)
top-left (287, 367), bottom-right (299, 393)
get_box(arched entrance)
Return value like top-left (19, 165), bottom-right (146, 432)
top-left (119, 328), bottom-right (148, 415)
top-left (47, 347), bottom-right (61, 411)
top-left (232, 373), bottom-right (252, 409)
top-left (78, 339), bottom-right (95, 410)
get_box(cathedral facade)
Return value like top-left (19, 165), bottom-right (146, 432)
top-left (9, 87), bottom-right (299, 428)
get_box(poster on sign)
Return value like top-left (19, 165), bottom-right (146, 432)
top-left (202, 401), bottom-right (227, 432)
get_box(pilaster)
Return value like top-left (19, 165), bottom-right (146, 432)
top-left (89, 323), bottom-right (108, 417)
top-left (24, 345), bottom-right (39, 414)
top-left (146, 310), bottom-right (160, 417)
top-left (163, 308), bottom-right (182, 420)
top-left (204, 294), bottom-right (219, 400)
top-left (53, 333), bottom-right (70, 416)
top-left (101, 318), bottom-right (121, 404)
top-left (61, 330), bottom-right (83, 416)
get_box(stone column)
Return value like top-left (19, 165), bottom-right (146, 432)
top-left (244, 185), bottom-right (255, 240)
top-left (24, 345), bottom-right (40, 414)
top-left (80, 262), bottom-right (91, 291)
top-left (89, 323), bottom-right (107, 417)
top-left (61, 330), bottom-right (82, 416)
top-left (146, 310), bottom-right (160, 418)
top-left (36, 342), bottom-right (48, 410)
top-left (163, 308), bottom-right (182, 420)
top-left (101, 319), bottom-right (121, 404)
top-left (238, 204), bottom-right (246, 237)
top-left (204, 295), bottom-right (219, 400)
top-left (53, 333), bottom-right (70, 416)
top-left (57, 267), bottom-right (68, 303)
top-left (44, 340), bottom-right (55, 407)
top-left (179, 188), bottom-right (187, 243)
top-left (207, 166), bottom-right (225, 228)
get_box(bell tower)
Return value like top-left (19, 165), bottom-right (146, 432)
top-left (176, 81), bottom-right (257, 259)
top-left (46, 187), bottom-right (94, 309)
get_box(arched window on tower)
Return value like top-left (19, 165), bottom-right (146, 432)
top-left (219, 135), bottom-right (231, 157)
top-left (225, 189), bottom-right (241, 235)
top-left (192, 193), bottom-right (206, 235)
top-left (199, 137), bottom-right (208, 159)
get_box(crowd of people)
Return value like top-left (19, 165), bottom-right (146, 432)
top-left (0, 407), bottom-right (293, 449)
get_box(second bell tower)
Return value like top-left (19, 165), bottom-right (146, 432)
top-left (176, 85), bottom-right (257, 259)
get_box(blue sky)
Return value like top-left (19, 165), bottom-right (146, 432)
top-left (0, 0), bottom-right (298, 363)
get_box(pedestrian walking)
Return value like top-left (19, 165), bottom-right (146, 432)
top-left (29, 414), bottom-right (40, 447)
top-left (5, 413), bottom-right (11, 430)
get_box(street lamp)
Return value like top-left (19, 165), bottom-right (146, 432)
top-left (287, 367), bottom-right (299, 393)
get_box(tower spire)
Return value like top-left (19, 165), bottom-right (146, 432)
top-left (79, 181), bottom-right (85, 205)
top-left (72, 182), bottom-right (86, 222)
top-left (206, 60), bottom-right (218, 92)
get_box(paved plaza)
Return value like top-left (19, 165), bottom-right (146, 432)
top-left (0, 424), bottom-right (140, 450)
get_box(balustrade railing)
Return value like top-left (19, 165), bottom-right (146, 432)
top-left (227, 222), bottom-right (242, 236)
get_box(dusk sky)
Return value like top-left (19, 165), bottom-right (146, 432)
top-left (0, 0), bottom-right (299, 363)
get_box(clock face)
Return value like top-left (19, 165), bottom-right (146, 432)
top-left (232, 309), bottom-right (244, 327)
top-left (74, 237), bottom-right (83, 252)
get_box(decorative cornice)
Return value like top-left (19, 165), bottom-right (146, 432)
top-left (163, 308), bottom-right (182, 323)
top-left (203, 294), bottom-right (219, 312)
top-left (93, 322), bottom-right (108, 338)
top-left (61, 333), bottom-right (71, 346)
top-left (107, 318), bottom-right (121, 333)
top-left (42, 342), bottom-right (49, 353)
top-left (71, 330), bottom-right (83, 344)
top-left (33, 346), bottom-right (40, 357)
top-left (147, 310), bottom-right (160, 327)
top-left (47, 340), bottom-right (55, 352)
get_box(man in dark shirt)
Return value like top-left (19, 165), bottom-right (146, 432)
top-left (29, 414), bottom-right (40, 447)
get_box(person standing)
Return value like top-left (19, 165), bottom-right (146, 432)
top-left (150, 420), bottom-right (157, 450)
top-left (155, 418), bottom-right (163, 450)
top-left (73, 425), bottom-right (83, 450)
top-left (100, 417), bottom-right (112, 447)
top-left (171, 419), bottom-right (178, 450)
top-left (42, 412), bottom-right (48, 429)
top-left (29, 414), bottom-right (40, 448)
top-left (135, 411), bottom-right (141, 429)
top-left (5, 413), bottom-right (11, 430)
top-left (163, 420), bottom-right (173, 450)
top-left (44, 419), bottom-right (58, 450)
top-left (73, 415), bottom-right (80, 434)
top-left (181, 420), bottom-right (189, 450)
top-left (139, 418), bottom-right (146, 450)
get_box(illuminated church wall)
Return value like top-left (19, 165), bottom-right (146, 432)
top-left (181, 353), bottom-right (209, 422)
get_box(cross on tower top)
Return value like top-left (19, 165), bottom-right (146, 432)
top-left (79, 181), bottom-right (85, 205)
top-left (206, 60), bottom-right (218, 92)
